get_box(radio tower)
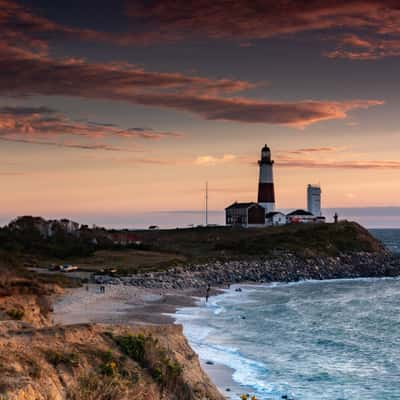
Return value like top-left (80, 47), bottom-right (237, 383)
top-left (257, 144), bottom-right (275, 213)
top-left (205, 181), bottom-right (208, 226)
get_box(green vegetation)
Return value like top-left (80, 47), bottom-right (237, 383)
top-left (114, 334), bottom-right (146, 364)
top-left (5, 309), bottom-right (24, 320)
top-left (40, 221), bottom-right (384, 275)
top-left (135, 221), bottom-right (385, 259)
top-left (113, 333), bottom-right (185, 392)
top-left (45, 350), bottom-right (79, 367)
top-left (0, 218), bottom-right (385, 277)
top-left (0, 217), bottom-right (95, 259)
top-left (44, 249), bottom-right (186, 275)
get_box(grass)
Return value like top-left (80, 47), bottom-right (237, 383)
top-left (40, 249), bottom-right (186, 275)
top-left (67, 373), bottom-right (131, 400)
top-left (133, 221), bottom-right (385, 259)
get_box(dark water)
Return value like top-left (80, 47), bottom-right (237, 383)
top-left (176, 229), bottom-right (400, 400)
top-left (370, 229), bottom-right (400, 254)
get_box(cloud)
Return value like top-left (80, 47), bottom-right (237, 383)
top-left (0, 0), bottom-right (165, 49)
top-left (282, 147), bottom-right (345, 155)
top-left (272, 146), bottom-right (400, 169)
top-left (0, 137), bottom-right (126, 151)
top-left (0, 43), bottom-right (252, 96)
top-left (124, 153), bottom-right (237, 167)
top-left (277, 158), bottom-right (400, 169)
top-left (195, 153), bottom-right (236, 166)
top-left (326, 34), bottom-right (400, 60)
top-left (0, 106), bottom-right (182, 151)
top-left (127, 1), bottom-right (381, 39)
top-left (0, 171), bottom-right (25, 176)
top-left (3, 0), bottom-right (400, 60)
top-left (218, 148), bottom-right (400, 170)
top-left (130, 95), bottom-right (383, 126)
top-left (126, 0), bottom-right (400, 59)
top-left (0, 44), bottom-right (383, 126)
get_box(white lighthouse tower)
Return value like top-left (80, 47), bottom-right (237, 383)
top-left (257, 144), bottom-right (275, 213)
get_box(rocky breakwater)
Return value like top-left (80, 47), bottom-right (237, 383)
top-left (94, 252), bottom-right (400, 289)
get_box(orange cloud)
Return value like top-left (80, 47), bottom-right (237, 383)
top-left (126, 0), bottom-right (400, 59)
top-left (0, 44), bottom-right (383, 126)
top-left (0, 106), bottom-right (182, 151)
top-left (327, 35), bottom-right (400, 60)
top-left (195, 154), bottom-right (236, 166)
top-left (277, 158), bottom-right (400, 169)
top-left (2, 0), bottom-right (400, 61)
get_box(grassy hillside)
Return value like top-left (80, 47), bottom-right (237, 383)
top-left (14, 221), bottom-right (386, 274)
top-left (136, 221), bottom-right (385, 259)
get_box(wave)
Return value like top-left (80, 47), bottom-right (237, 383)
top-left (175, 276), bottom-right (400, 400)
top-left (176, 299), bottom-right (285, 398)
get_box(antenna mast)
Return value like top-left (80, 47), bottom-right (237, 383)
top-left (205, 181), bottom-right (208, 226)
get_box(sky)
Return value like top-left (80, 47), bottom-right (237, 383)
top-left (1, 0), bottom-right (400, 228)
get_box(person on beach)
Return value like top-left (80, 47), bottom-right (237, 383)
top-left (205, 284), bottom-right (211, 303)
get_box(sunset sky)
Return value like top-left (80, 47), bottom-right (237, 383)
top-left (1, 0), bottom-right (400, 227)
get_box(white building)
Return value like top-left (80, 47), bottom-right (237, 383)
top-left (266, 211), bottom-right (286, 226)
top-left (307, 184), bottom-right (321, 216)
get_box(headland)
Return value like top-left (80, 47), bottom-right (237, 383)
top-left (0, 219), bottom-right (399, 399)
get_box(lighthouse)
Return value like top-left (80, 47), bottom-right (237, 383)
top-left (257, 144), bottom-right (275, 213)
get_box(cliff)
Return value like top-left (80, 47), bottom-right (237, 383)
top-left (0, 323), bottom-right (223, 400)
top-left (0, 257), bottom-right (224, 400)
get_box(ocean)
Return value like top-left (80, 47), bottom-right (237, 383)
top-left (175, 229), bottom-right (400, 400)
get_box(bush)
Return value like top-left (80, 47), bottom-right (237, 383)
top-left (45, 350), bottom-right (79, 367)
top-left (114, 334), bottom-right (183, 390)
top-left (6, 309), bottom-right (24, 320)
top-left (114, 334), bottom-right (146, 365)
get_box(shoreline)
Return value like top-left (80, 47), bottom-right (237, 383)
top-left (53, 283), bottom-right (224, 326)
top-left (53, 266), bottom-right (400, 399)
top-left (53, 282), bottom-right (237, 397)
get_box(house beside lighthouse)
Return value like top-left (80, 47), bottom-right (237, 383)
top-left (225, 144), bottom-right (325, 227)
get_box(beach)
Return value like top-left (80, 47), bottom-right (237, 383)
top-left (53, 282), bottom-right (242, 397)
top-left (54, 284), bottom-right (203, 325)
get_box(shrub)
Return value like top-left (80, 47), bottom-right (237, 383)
top-left (6, 309), bottom-right (24, 320)
top-left (114, 334), bottom-right (146, 365)
top-left (45, 350), bottom-right (79, 367)
top-left (114, 334), bottom-right (183, 390)
top-left (99, 361), bottom-right (117, 377)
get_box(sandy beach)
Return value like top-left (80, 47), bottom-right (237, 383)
top-left (53, 283), bottom-right (211, 325)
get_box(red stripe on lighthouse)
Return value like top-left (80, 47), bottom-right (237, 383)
top-left (258, 183), bottom-right (275, 203)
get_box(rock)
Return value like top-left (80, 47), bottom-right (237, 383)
top-left (90, 253), bottom-right (400, 290)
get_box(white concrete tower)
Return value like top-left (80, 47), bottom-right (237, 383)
top-left (257, 144), bottom-right (275, 212)
top-left (307, 184), bottom-right (321, 216)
